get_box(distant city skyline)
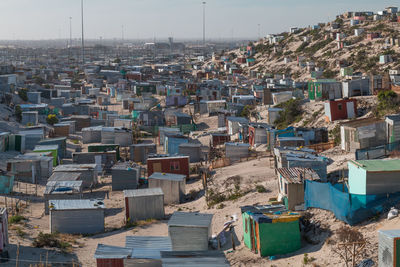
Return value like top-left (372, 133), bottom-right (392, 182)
top-left (0, 0), bottom-right (398, 41)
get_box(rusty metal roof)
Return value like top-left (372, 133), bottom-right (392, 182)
top-left (276, 167), bottom-right (320, 184)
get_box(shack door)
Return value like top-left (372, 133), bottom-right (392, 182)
top-left (174, 97), bottom-right (178, 106)
top-left (346, 101), bottom-right (355, 119)
top-left (153, 162), bottom-right (162, 173)
top-left (250, 218), bottom-right (257, 253)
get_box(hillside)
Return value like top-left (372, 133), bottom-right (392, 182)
top-left (237, 16), bottom-right (400, 80)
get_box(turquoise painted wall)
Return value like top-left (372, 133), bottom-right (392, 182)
top-left (348, 162), bottom-right (367, 195)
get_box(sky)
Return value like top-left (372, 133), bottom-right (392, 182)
top-left (0, 0), bottom-right (398, 41)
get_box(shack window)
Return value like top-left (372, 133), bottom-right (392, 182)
top-left (338, 103), bottom-right (342, 110)
top-left (170, 161), bottom-right (180, 171)
top-left (245, 218), bottom-right (248, 233)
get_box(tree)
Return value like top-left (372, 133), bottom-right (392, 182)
top-left (113, 58), bottom-right (121, 64)
top-left (15, 105), bottom-right (22, 122)
top-left (18, 89), bottom-right (28, 101)
top-left (46, 114), bottom-right (59, 125)
top-left (330, 226), bottom-right (366, 267)
top-left (274, 99), bottom-right (303, 129)
top-left (375, 90), bottom-right (398, 117)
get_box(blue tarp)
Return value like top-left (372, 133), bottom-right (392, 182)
top-left (305, 180), bottom-right (400, 225)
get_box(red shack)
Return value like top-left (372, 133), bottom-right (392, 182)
top-left (147, 155), bottom-right (190, 178)
top-left (324, 99), bottom-right (357, 122)
top-left (211, 133), bottom-right (231, 147)
top-left (94, 244), bottom-right (132, 267)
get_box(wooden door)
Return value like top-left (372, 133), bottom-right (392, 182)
top-left (153, 162), bottom-right (162, 173)
top-left (250, 218), bottom-right (256, 253)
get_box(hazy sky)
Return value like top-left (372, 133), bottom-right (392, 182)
top-left (0, 0), bottom-right (398, 40)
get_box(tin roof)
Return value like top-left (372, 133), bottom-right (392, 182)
top-left (277, 168), bottom-right (320, 184)
top-left (161, 251), bottom-right (230, 267)
top-left (147, 155), bottom-right (189, 160)
top-left (240, 205), bottom-right (300, 223)
top-left (125, 236), bottom-right (172, 259)
top-left (149, 173), bottom-right (186, 182)
top-left (124, 188), bottom-right (164, 198)
top-left (33, 145), bottom-right (59, 151)
top-left (44, 180), bottom-right (83, 195)
top-left (49, 199), bottom-right (105, 210)
top-left (49, 172), bottom-right (81, 182)
top-left (349, 159), bottom-right (400, 172)
top-left (94, 244), bottom-right (132, 259)
top-left (168, 212), bottom-right (213, 228)
top-left (54, 164), bottom-right (97, 172)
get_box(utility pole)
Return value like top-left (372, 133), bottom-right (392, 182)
top-left (202, 1), bottom-right (206, 58)
top-left (81, 0), bottom-right (85, 65)
top-left (258, 24), bottom-right (261, 40)
top-left (122, 25), bottom-right (124, 42)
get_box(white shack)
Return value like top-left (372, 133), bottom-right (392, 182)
top-left (49, 199), bottom-right (105, 234)
top-left (148, 172), bottom-right (185, 204)
top-left (168, 212), bottom-right (213, 251)
top-left (124, 188), bottom-right (164, 222)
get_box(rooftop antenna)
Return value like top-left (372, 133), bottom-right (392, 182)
top-left (202, 1), bottom-right (206, 57)
top-left (81, 0), bottom-right (85, 65)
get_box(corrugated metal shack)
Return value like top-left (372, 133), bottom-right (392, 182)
top-left (33, 145), bottom-right (59, 166)
top-left (276, 137), bottom-right (305, 148)
top-left (18, 128), bottom-right (44, 150)
top-left (94, 244), bottom-right (132, 267)
top-left (62, 115), bottom-right (90, 131)
top-left (274, 148), bottom-right (327, 181)
top-left (72, 151), bottom-right (117, 174)
top-left (168, 212), bottom-right (213, 251)
top-left (147, 155), bottom-right (190, 178)
top-left (277, 168), bottom-right (320, 210)
top-left (0, 175), bottom-right (14, 194)
top-left (378, 229), bottom-right (400, 267)
top-left (6, 158), bottom-right (41, 183)
top-left (44, 180), bottom-right (83, 215)
top-left (124, 188), bottom-right (164, 222)
top-left (49, 199), bottom-right (105, 234)
top-left (82, 126), bottom-right (102, 144)
top-left (111, 162), bottom-right (141, 191)
top-left (38, 137), bottom-right (67, 159)
top-left (148, 173), bottom-right (185, 204)
top-left (178, 143), bottom-right (202, 163)
top-left (160, 251), bottom-right (230, 267)
top-left (164, 133), bottom-right (188, 155)
top-left (16, 153), bottom-right (53, 179)
top-left (53, 164), bottom-right (97, 188)
top-left (158, 127), bottom-right (180, 145)
top-left (21, 111), bottom-right (38, 126)
top-left (340, 118), bottom-right (386, 152)
top-left (241, 205), bottom-right (301, 257)
top-left (225, 143), bottom-right (250, 163)
top-left (0, 208), bottom-right (9, 253)
top-left (386, 114), bottom-right (400, 144)
top-left (88, 144), bottom-right (121, 161)
top-left (125, 236), bottom-right (172, 266)
top-left (130, 143), bottom-right (157, 163)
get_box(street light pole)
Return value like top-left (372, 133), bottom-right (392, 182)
top-left (81, 0), bottom-right (85, 65)
top-left (202, 1), bottom-right (206, 58)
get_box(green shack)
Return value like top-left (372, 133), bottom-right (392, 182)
top-left (33, 145), bottom-right (59, 166)
top-left (307, 79), bottom-right (342, 101)
top-left (88, 144), bottom-right (121, 161)
top-left (241, 205), bottom-right (301, 257)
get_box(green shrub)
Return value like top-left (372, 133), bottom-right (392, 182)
top-left (15, 105), bottom-right (22, 122)
top-left (256, 185), bottom-right (267, 193)
top-left (18, 89), bottom-right (28, 101)
top-left (274, 99), bottom-right (303, 129)
top-left (9, 215), bottom-right (26, 224)
top-left (46, 114), bottom-right (59, 125)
